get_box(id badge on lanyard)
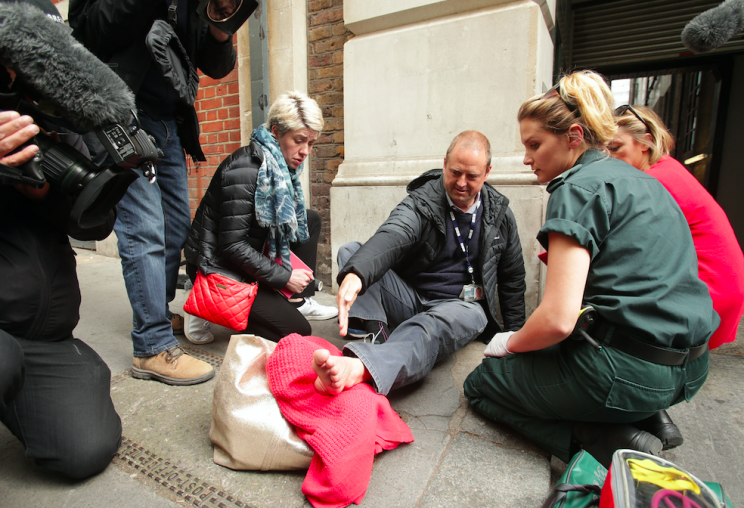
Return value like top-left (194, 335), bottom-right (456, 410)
top-left (451, 200), bottom-right (483, 303)
top-left (460, 284), bottom-right (483, 302)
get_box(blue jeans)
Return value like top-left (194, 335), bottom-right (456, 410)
top-left (115, 110), bottom-right (191, 357)
top-left (339, 242), bottom-right (488, 395)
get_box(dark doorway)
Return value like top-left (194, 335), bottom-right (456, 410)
top-left (606, 63), bottom-right (731, 196)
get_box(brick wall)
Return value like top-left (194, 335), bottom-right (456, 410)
top-left (189, 36), bottom-right (242, 216)
top-left (307, 0), bottom-right (351, 285)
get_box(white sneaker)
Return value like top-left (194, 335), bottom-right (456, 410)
top-left (184, 313), bottom-right (214, 344)
top-left (297, 297), bottom-right (338, 321)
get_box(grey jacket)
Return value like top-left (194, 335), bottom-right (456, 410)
top-left (338, 169), bottom-right (527, 331)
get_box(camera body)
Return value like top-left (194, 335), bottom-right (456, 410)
top-left (0, 0), bottom-right (166, 228)
top-left (31, 113), bottom-right (164, 228)
top-left (97, 121), bottom-right (161, 171)
top-left (0, 87), bottom-right (163, 228)
top-left (97, 118), bottom-right (163, 182)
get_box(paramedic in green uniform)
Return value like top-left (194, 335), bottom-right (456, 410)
top-left (464, 70), bottom-right (718, 469)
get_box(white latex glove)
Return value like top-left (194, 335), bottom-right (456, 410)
top-left (484, 331), bottom-right (516, 358)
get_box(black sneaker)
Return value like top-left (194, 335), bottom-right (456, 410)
top-left (361, 320), bottom-right (390, 345)
top-left (347, 317), bottom-right (367, 338)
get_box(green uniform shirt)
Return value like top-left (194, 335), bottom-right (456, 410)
top-left (537, 150), bottom-right (718, 349)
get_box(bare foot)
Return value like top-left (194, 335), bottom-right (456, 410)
top-left (312, 349), bottom-right (369, 395)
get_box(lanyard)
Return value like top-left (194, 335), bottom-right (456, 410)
top-left (449, 197), bottom-right (480, 284)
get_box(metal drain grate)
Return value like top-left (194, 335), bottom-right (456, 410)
top-left (182, 346), bottom-right (224, 369)
top-left (114, 437), bottom-right (251, 508)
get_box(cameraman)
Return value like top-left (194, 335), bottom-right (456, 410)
top-left (69, 0), bottom-right (237, 385)
top-left (0, 110), bottom-right (122, 479)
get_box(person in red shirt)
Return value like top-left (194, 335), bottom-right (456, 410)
top-left (610, 105), bottom-right (744, 350)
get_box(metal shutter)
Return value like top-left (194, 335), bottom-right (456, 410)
top-left (572, 0), bottom-right (744, 69)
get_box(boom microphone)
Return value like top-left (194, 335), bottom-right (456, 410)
top-left (681, 0), bottom-right (744, 53)
top-left (0, 1), bottom-right (135, 130)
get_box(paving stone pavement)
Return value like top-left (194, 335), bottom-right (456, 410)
top-left (0, 250), bottom-right (742, 507)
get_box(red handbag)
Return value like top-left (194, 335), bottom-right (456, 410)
top-left (183, 270), bottom-right (258, 332)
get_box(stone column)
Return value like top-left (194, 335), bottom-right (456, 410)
top-left (331, 0), bottom-right (556, 313)
top-left (267, 0), bottom-right (311, 195)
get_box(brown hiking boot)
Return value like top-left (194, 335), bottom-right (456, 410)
top-left (170, 313), bottom-right (185, 335)
top-left (132, 346), bottom-right (214, 385)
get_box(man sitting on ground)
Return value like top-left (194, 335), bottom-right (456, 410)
top-left (313, 130), bottom-right (526, 395)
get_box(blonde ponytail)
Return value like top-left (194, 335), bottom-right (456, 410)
top-left (560, 71), bottom-right (616, 147)
top-left (518, 70), bottom-right (616, 149)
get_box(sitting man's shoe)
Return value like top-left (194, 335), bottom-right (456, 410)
top-left (169, 313), bottom-right (184, 335)
top-left (132, 346), bottom-right (214, 385)
top-left (347, 317), bottom-right (367, 338)
top-left (297, 297), bottom-right (339, 321)
top-left (184, 313), bottom-right (214, 345)
top-left (634, 410), bottom-right (684, 450)
top-left (361, 320), bottom-right (390, 345)
top-left (572, 422), bottom-right (663, 469)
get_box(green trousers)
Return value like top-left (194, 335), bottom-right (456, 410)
top-left (464, 339), bottom-right (709, 462)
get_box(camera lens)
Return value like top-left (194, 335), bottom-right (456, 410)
top-left (35, 135), bottom-right (98, 195)
top-left (34, 134), bottom-right (137, 228)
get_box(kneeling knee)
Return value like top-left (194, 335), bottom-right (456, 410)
top-left (298, 320), bottom-right (313, 337)
top-left (337, 241), bottom-right (362, 268)
top-left (51, 427), bottom-right (122, 480)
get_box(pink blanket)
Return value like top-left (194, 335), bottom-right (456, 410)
top-left (266, 334), bottom-right (414, 508)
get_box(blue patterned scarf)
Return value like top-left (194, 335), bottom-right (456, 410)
top-left (251, 125), bottom-right (309, 267)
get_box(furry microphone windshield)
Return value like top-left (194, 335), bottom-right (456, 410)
top-left (0, 2), bottom-right (135, 131)
top-left (681, 0), bottom-right (744, 53)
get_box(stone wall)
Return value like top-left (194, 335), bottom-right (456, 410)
top-left (307, 0), bottom-right (352, 286)
top-left (332, 0), bottom-right (557, 314)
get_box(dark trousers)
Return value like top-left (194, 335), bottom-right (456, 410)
top-left (338, 241), bottom-right (488, 395)
top-left (0, 329), bottom-right (122, 479)
top-left (464, 338), bottom-right (709, 462)
top-left (245, 209), bottom-right (321, 341)
top-left (187, 209), bottom-right (321, 342)
top-left (242, 284), bottom-right (312, 341)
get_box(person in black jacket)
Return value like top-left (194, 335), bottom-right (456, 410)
top-left (184, 92), bottom-right (338, 343)
top-left (69, 0), bottom-right (237, 385)
top-left (313, 130), bottom-right (527, 396)
top-left (0, 110), bottom-right (122, 479)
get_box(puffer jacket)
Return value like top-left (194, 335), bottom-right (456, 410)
top-left (338, 169), bottom-right (526, 331)
top-left (184, 143), bottom-right (292, 289)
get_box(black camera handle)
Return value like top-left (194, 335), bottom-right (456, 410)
top-left (0, 159), bottom-right (46, 188)
top-left (168, 0), bottom-right (179, 27)
top-left (128, 109), bottom-right (157, 184)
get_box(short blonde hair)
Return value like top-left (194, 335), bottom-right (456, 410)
top-left (615, 105), bottom-right (675, 166)
top-left (266, 91), bottom-right (324, 136)
top-left (518, 70), bottom-right (616, 149)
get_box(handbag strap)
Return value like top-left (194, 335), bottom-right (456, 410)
top-left (168, 0), bottom-right (178, 27)
top-left (541, 483), bottom-right (602, 508)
